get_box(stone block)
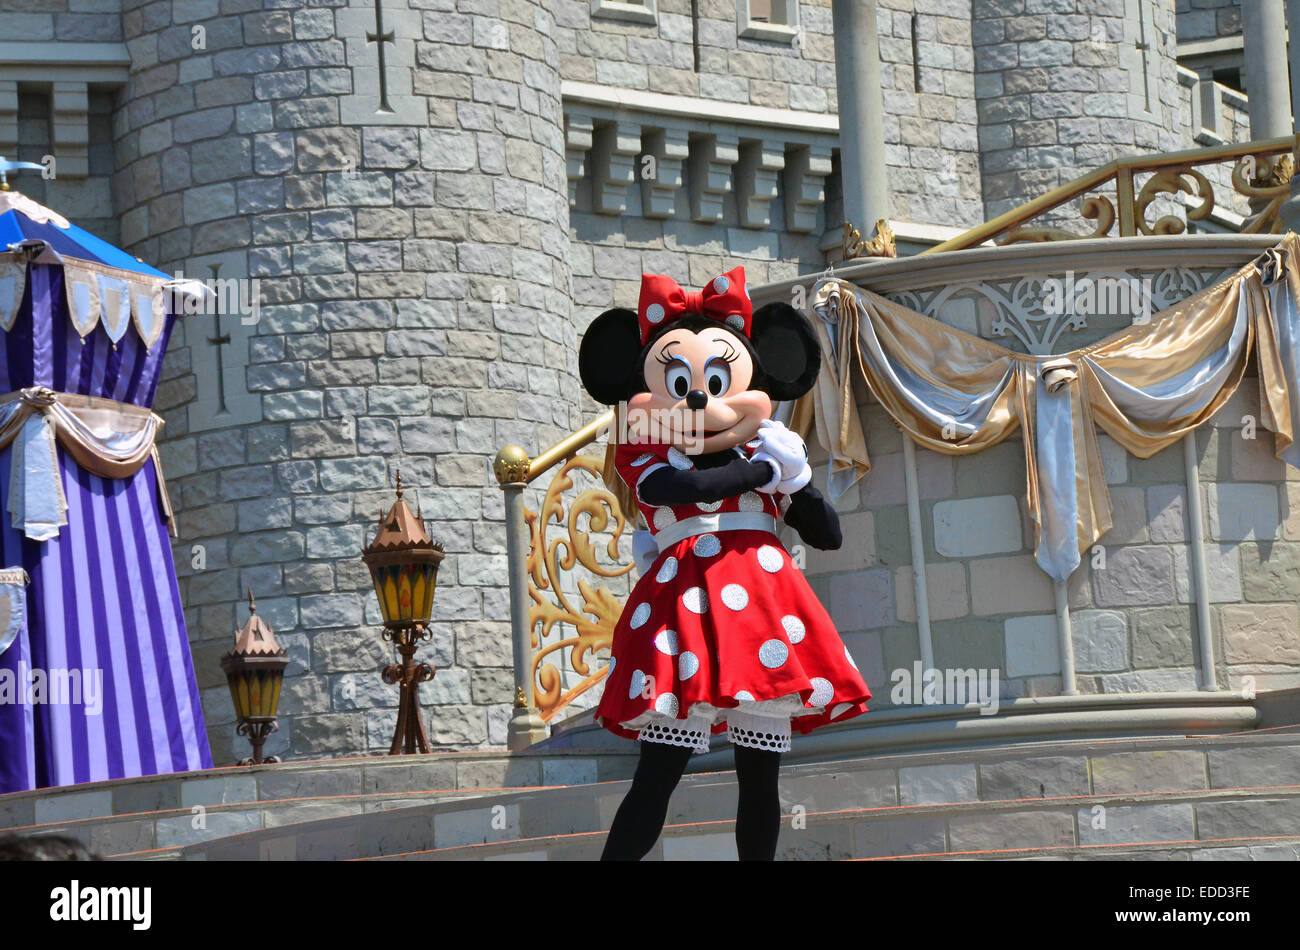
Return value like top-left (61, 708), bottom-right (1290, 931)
top-left (1220, 604), bottom-right (1300, 665)
top-left (1172, 543), bottom-right (1241, 604)
top-left (1090, 750), bottom-right (1207, 795)
top-left (1005, 614), bottom-right (1060, 677)
top-left (1076, 803), bottom-right (1196, 845)
top-left (1092, 545), bottom-right (1174, 607)
top-left (895, 562), bottom-right (970, 622)
top-left (899, 763), bottom-right (978, 805)
top-left (933, 495), bottom-right (1023, 556)
top-left (1207, 483), bottom-right (1280, 541)
top-left (969, 555), bottom-right (1055, 615)
top-left (979, 755), bottom-right (1090, 800)
top-left (1070, 609), bottom-right (1127, 672)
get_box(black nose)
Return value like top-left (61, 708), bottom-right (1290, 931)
top-left (686, 389), bottom-right (708, 410)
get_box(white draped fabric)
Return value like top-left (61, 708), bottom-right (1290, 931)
top-left (809, 234), bottom-right (1300, 581)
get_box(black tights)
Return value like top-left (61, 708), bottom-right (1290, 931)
top-left (600, 742), bottom-right (783, 861)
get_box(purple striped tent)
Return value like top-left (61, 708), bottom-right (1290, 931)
top-left (0, 191), bottom-right (210, 794)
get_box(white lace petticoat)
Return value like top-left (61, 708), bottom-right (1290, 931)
top-left (621, 694), bottom-right (818, 754)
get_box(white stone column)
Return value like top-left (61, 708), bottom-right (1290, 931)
top-left (1242, 0), bottom-right (1292, 139)
top-left (831, 0), bottom-right (889, 231)
top-left (1279, 0), bottom-right (1300, 230)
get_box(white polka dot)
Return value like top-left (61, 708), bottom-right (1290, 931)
top-left (759, 639), bottom-right (788, 668)
top-left (682, 587), bottom-right (708, 614)
top-left (725, 313), bottom-right (745, 331)
top-left (653, 507), bottom-right (676, 530)
top-left (809, 677), bottom-right (834, 706)
top-left (629, 669), bottom-right (646, 699)
top-left (845, 645), bottom-right (859, 670)
top-left (830, 702), bottom-right (853, 720)
top-left (721, 583), bottom-right (749, 610)
top-left (696, 499), bottom-right (722, 512)
top-left (757, 545), bottom-right (784, 573)
top-left (631, 452), bottom-right (655, 466)
top-left (782, 615), bottom-right (806, 644)
top-left (734, 690), bottom-right (755, 702)
top-left (654, 629), bottom-right (679, 656)
top-left (654, 692), bottom-right (679, 717)
top-left (678, 652), bottom-right (699, 680)
top-left (667, 447), bottom-right (693, 470)
top-left (629, 602), bottom-right (651, 628)
top-left (607, 656), bottom-right (616, 679)
top-left (645, 302), bottom-right (665, 324)
top-left (655, 557), bottom-right (678, 583)
top-left (713, 275), bottom-right (730, 294)
top-left (693, 533), bottom-right (721, 557)
top-left (738, 492), bottom-right (764, 511)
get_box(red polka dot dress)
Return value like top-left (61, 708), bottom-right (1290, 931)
top-left (595, 440), bottom-right (871, 753)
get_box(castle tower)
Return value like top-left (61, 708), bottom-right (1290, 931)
top-left (112, 0), bottom-right (576, 759)
top-left (972, 0), bottom-right (1180, 225)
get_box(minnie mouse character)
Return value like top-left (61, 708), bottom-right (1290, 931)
top-left (581, 266), bottom-right (871, 861)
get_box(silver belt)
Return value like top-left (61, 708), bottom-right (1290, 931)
top-left (654, 511), bottom-right (777, 553)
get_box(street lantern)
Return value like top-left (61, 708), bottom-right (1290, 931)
top-left (361, 472), bottom-right (445, 754)
top-left (221, 589), bottom-right (289, 765)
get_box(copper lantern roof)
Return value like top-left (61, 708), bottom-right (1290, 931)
top-left (362, 472), bottom-right (445, 568)
top-left (230, 588), bottom-right (286, 658)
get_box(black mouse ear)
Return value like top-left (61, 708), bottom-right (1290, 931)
top-left (579, 308), bottom-right (644, 405)
top-left (749, 302), bottom-right (821, 400)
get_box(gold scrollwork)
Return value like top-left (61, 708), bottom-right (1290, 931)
top-left (1135, 167), bottom-right (1214, 235)
top-left (525, 454), bottom-right (633, 721)
top-left (1000, 195), bottom-right (1117, 245)
top-left (1232, 152), bottom-right (1294, 234)
top-left (843, 219), bottom-right (897, 260)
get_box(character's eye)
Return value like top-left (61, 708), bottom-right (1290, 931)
top-left (665, 360), bottom-right (691, 398)
top-left (704, 358), bottom-right (731, 397)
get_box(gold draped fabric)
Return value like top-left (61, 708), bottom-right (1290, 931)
top-left (0, 387), bottom-right (174, 541)
top-left (809, 232), bottom-right (1300, 581)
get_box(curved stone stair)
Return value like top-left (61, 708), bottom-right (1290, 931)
top-left (5, 696), bottom-right (1300, 861)
top-left (168, 727), bottom-right (1300, 860)
top-left (0, 748), bottom-right (637, 859)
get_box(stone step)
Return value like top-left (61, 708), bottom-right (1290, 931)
top-left (0, 747), bottom-right (637, 855)
top-left (874, 837), bottom-right (1300, 861)
top-left (369, 785), bottom-right (1300, 861)
top-left (13, 724), bottom-right (1300, 860)
top-left (159, 728), bottom-right (1300, 859)
top-left (168, 729), bottom-right (1300, 860)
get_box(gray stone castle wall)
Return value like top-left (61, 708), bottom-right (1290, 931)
top-left (106, 0), bottom-right (576, 761)
top-left (0, 0), bottom-right (1272, 762)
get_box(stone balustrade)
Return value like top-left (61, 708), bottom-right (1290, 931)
top-left (563, 82), bottom-right (838, 234)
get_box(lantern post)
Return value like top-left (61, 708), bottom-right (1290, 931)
top-left (361, 472), bottom-right (446, 755)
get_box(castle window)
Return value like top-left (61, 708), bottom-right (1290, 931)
top-left (591, 0), bottom-right (658, 26)
top-left (738, 0), bottom-right (799, 43)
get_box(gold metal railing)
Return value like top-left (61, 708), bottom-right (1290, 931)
top-left (495, 136), bottom-right (1300, 747)
top-left (925, 135), bottom-right (1297, 254)
top-left (495, 410), bottom-right (636, 746)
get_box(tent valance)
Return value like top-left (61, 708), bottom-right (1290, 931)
top-left (0, 250), bottom-right (179, 350)
top-left (809, 232), bottom-right (1300, 581)
top-left (0, 386), bottom-right (174, 542)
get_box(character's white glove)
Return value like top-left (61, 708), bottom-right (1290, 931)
top-left (776, 461), bottom-right (812, 495)
top-left (750, 419), bottom-right (808, 493)
top-left (632, 529), bottom-right (659, 576)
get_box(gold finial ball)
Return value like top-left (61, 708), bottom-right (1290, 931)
top-left (493, 445), bottom-right (531, 484)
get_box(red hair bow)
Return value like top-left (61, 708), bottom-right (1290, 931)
top-left (636, 267), bottom-right (751, 343)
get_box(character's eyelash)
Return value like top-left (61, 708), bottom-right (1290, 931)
top-left (715, 341), bottom-right (739, 364)
top-left (655, 343), bottom-right (681, 366)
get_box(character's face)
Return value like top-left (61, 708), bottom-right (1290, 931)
top-left (626, 326), bottom-right (772, 455)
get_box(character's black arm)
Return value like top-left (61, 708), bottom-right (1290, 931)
top-left (638, 458), bottom-right (778, 507)
top-left (782, 484), bottom-right (842, 551)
